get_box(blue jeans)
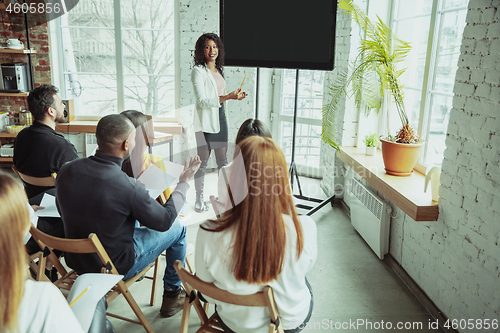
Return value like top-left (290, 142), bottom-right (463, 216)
top-left (123, 224), bottom-right (186, 290)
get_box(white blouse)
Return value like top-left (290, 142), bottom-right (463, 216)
top-left (195, 214), bottom-right (317, 332)
top-left (10, 279), bottom-right (84, 333)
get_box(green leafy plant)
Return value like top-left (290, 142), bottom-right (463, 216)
top-left (363, 133), bottom-right (380, 147)
top-left (322, 0), bottom-right (417, 150)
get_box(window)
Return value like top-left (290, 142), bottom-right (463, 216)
top-left (271, 69), bottom-right (325, 177)
top-left (391, 0), bottom-right (468, 165)
top-left (51, 0), bottom-right (176, 119)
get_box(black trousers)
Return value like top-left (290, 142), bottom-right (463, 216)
top-left (200, 104), bottom-right (228, 150)
top-left (26, 188), bottom-right (65, 256)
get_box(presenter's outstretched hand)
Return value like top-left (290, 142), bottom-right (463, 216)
top-left (228, 88), bottom-right (247, 101)
top-left (179, 155), bottom-right (201, 182)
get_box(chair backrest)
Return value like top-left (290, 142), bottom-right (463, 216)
top-left (11, 165), bottom-right (57, 187)
top-left (29, 226), bottom-right (156, 332)
top-left (29, 225), bottom-right (119, 277)
top-left (174, 260), bottom-right (282, 326)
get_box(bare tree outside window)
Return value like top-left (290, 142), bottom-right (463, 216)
top-left (60, 0), bottom-right (175, 117)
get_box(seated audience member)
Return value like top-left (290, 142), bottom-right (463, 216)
top-left (14, 84), bottom-right (78, 199)
top-left (0, 172), bottom-right (84, 333)
top-left (217, 118), bottom-right (272, 207)
top-left (13, 84), bottom-right (78, 261)
top-left (56, 114), bottom-right (200, 317)
top-left (120, 110), bottom-right (173, 204)
top-left (195, 136), bottom-right (317, 333)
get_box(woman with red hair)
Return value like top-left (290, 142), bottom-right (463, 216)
top-left (195, 136), bottom-right (317, 332)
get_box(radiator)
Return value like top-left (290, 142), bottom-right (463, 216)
top-left (349, 178), bottom-right (391, 259)
top-left (85, 133), bottom-right (97, 157)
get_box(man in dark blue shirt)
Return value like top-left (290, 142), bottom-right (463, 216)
top-left (56, 114), bottom-right (200, 318)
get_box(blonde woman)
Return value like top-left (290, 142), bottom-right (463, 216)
top-left (195, 137), bottom-right (317, 332)
top-left (0, 172), bottom-right (84, 333)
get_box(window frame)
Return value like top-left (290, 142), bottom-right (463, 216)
top-left (271, 68), bottom-right (325, 178)
top-left (49, 0), bottom-right (180, 122)
top-left (388, 0), bottom-right (468, 170)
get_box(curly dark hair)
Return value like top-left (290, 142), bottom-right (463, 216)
top-left (27, 84), bottom-right (59, 121)
top-left (194, 33), bottom-right (225, 77)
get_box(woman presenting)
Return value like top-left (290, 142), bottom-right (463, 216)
top-left (191, 32), bottom-right (246, 213)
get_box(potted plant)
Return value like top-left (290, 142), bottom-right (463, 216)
top-left (322, 0), bottom-right (423, 176)
top-left (363, 133), bottom-right (380, 156)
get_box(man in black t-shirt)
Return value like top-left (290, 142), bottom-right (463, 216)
top-left (14, 84), bottom-right (79, 199)
top-left (14, 84), bottom-right (78, 257)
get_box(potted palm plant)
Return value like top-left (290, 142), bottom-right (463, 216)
top-left (322, 0), bottom-right (423, 176)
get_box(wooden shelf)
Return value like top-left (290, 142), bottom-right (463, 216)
top-left (0, 131), bottom-right (18, 138)
top-left (0, 92), bottom-right (29, 97)
top-left (0, 157), bottom-right (13, 163)
top-left (337, 146), bottom-right (439, 221)
top-left (0, 48), bottom-right (37, 54)
top-left (56, 120), bottom-right (183, 135)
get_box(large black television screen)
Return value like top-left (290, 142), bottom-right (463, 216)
top-left (220, 0), bottom-right (337, 70)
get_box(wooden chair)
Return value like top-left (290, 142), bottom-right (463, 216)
top-left (11, 165), bottom-right (57, 280)
top-left (11, 165), bottom-right (57, 187)
top-left (29, 226), bottom-right (159, 333)
top-left (174, 260), bottom-right (284, 333)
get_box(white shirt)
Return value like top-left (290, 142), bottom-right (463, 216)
top-left (10, 279), bottom-right (84, 333)
top-left (195, 214), bottom-right (317, 332)
top-left (191, 65), bottom-right (226, 133)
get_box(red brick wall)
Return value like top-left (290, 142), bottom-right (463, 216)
top-left (1, 8), bottom-right (52, 112)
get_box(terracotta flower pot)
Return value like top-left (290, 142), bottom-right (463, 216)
top-left (380, 139), bottom-right (424, 176)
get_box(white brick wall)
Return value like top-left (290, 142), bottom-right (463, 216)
top-left (319, 6), bottom-right (352, 197)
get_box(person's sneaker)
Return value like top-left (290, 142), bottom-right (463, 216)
top-left (159, 286), bottom-right (186, 317)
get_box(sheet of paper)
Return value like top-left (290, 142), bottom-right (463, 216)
top-left (162, 160), bottom-right (184, 186)
top-left (137, 164), bottom-right (176, 199)
top-left (35, 193), bottom-right (60, 218)
top-left (67, 273), bottom-right (123, 332)
top-left (24, 203), bottom-right (38, 244)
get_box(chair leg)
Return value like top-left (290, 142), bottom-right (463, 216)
top-left (116, 280), bottom-right (154, 333)
top-left (185, 255), bottom-right (194, 274)
top-left (192, 296), bottom-right (209, 325)
top-left (203, 301), bottom-right (209, 315)
top-left (37, 252), bottom-right (47, 281)
top-left (150, 256), bottom-right (160, 306)
top-left (179, 295), bottom-right (191, 333)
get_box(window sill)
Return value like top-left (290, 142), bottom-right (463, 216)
top-left (337, 146), bottom-right (439, 221)
top-left (56, 120), bottom-right (183, 135)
